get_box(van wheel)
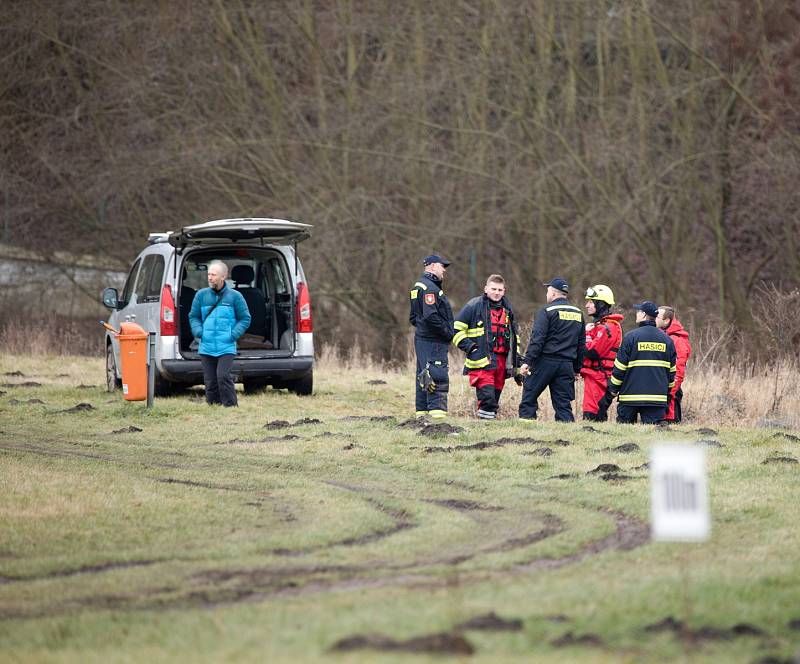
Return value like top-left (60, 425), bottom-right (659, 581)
top-left (243, 379), bottom-right (269, 395)
top-left (106, 344), bottom-right (121, 392)
top-left (285, 371), bottom-right (313, 396)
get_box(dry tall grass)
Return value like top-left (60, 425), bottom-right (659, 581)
top-left (1, 321), bottom-right (796, 427)
top-left (0, 316), bottom-right (101, 357)
top-left (319, 343), bottom-right (799, 428)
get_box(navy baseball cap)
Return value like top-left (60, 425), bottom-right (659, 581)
top-left (423, 254), bottom-right (451, 267)
top-left (542, 277), bottom-right (569, 293)
top-left (633, 300), bottom-right (659, 317)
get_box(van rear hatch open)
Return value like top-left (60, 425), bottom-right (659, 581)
top-left (168, 218), bottom-right (311, 250)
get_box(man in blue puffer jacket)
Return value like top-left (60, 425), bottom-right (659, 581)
top-left (189, 260), bottom-right (251, 407)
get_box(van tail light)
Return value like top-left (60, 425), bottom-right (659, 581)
top-left (160, 285), bottom-right (177, 336)
top-left (296, 282), bottom-right (313, 333)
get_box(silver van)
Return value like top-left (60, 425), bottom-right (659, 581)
top-left (101, 218), bottom-right (314, 395)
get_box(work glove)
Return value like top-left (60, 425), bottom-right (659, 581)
top-left (514, 369), bottom-right (524, 387)
top-left (596, 390), bottom-right (616, 420)
top-left (418, 366), bottom-right (437, 394)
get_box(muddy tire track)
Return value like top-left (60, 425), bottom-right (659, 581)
top-left (0, 479), bottom-right (650, 621)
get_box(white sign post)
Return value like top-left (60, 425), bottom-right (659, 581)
top-left (651, 444), bottom-right (710, 542)
top-left (651, 444), bottom-right (711, 650)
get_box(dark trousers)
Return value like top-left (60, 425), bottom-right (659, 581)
top-left (200, 354), bottom-right (237, 407)
top-left (414, 337), bottom-right (449, 417)
top-left (518, 358), bottom-right (575, 422)
top-left (616, 403), bottom-right (665, 424)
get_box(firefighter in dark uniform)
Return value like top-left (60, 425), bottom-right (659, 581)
top-left (597, 300), bottom-right (677, 424)
top-left (453, 274), bottom-right (522, 419)
top-left (409, 254), bottom-right (455, 419)
top-left (518, 277), bottom-right (586, 422)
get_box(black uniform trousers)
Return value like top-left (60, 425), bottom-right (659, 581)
top-left (414, 337), bottom-right (449, 417)
top-left (200, 354), bottom-right (237, 407)
top-left (518, 358), bottom-right (575, 422)
top-left (616, 403), bottom-right (665, 424)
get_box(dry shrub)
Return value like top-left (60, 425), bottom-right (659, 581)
top-left (0, 316), bottom-right (102, 357)
top-left (448, 359), bottom-right (799, 428)
top-left (751, 284), bottom-right (800, 356)
top-left (316, 341), bottom-right (385, 373)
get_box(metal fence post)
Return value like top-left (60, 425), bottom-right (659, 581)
top-left (147, 332), bottom-right (156, 408)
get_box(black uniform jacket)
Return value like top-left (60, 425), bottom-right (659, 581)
top-left (609, 320), bottom-right (677, 406)
top-left (409, 273), bottom-right (454, 342)
top-left (522, 297), bottom-right (586, 373)
top-left (452, 295), bottom-right (522, 375)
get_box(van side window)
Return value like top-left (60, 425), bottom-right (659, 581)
top-left (134, 255), bottom-right (162, 302)
top-left (120, 258), bottom-right (141, 306)
top-left (143, 255), bottom-right (165, 301)
top-left (269, 258), bottom-right (288, 296)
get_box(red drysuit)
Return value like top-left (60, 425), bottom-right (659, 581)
top-left (580, 313), bottom-right (624, 416)
top-left (664, 318), bottom-right (691, 421)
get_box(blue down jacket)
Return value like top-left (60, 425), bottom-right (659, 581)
top-left (188, 285), bottom-right (251, 357)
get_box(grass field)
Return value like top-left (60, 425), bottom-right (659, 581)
top-left (1, 353), bottom-right (799, 663)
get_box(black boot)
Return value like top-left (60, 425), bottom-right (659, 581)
top-left (476, 385), bottom-right (497, 419)
top-left (584, 410), bottom-right (607, 422)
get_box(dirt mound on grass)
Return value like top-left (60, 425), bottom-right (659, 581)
top-left (1, 381), bottom-right (42, 388)
top-left (111, 425), bottom-right (142, 434)
top-left (455, 611), bottom-right (523, 631)
top-left (587, 464), bottom-right (622, 474)
top-left (693, 427), bottom-right (718, 436)
top-left (523, 447), bottom-right (553, 457)
top-left (599, 473), bottom-right (633, 481)
top-left (762, 455), bottom-right (798, 464)
top-left (696, 439), bottom-right (724, 447)
top-left (61, 403), bottom-right (94, 413)
top-left (425, 437), bottom-right (563, 453)
top-left (263, 420), bottom-right (291, 429)
top-left (644, 616), bottom-right (766, 641)
top-left (772, 432), bottom-right (800, 442)
top-left (600, 443), bottom-right (640, 453)
top-left (330, 631), bottom-right (475, 655)
top-left (550, 631), bottom-right (604, 647)
top-left (417, 423), bottom-right (464, 437)
top-left (581, 425), bottom-right (609, 434)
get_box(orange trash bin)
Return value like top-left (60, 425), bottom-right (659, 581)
top-left (117, 322), bottom-right (149, 401)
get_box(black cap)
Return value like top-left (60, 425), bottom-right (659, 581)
top-left (423, 254), bottom-right (451, 267)
top-left (542, 277), bottom-right (569, 293)
top-left (633, 300), bottom-right (659, 317)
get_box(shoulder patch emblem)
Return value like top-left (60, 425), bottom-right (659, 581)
top-left (424, 293), bottom-right (436, 305)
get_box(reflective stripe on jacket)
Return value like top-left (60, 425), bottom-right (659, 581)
top-left (409, 273), bottom-right (454, 342)
top-left (609, 321), bottom-right (677, 405)
top-left (452, 295), bottom-right (522, 374)
top-left (522, 298), bottom-right (586, 372)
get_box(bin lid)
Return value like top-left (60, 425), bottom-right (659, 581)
top-left (118, 322), bottom-right (148, 338)
top-left (167, 218), bottom-right (312, 249)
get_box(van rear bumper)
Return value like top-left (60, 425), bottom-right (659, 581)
top-left (160, 356), bottom-right (313, 385)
